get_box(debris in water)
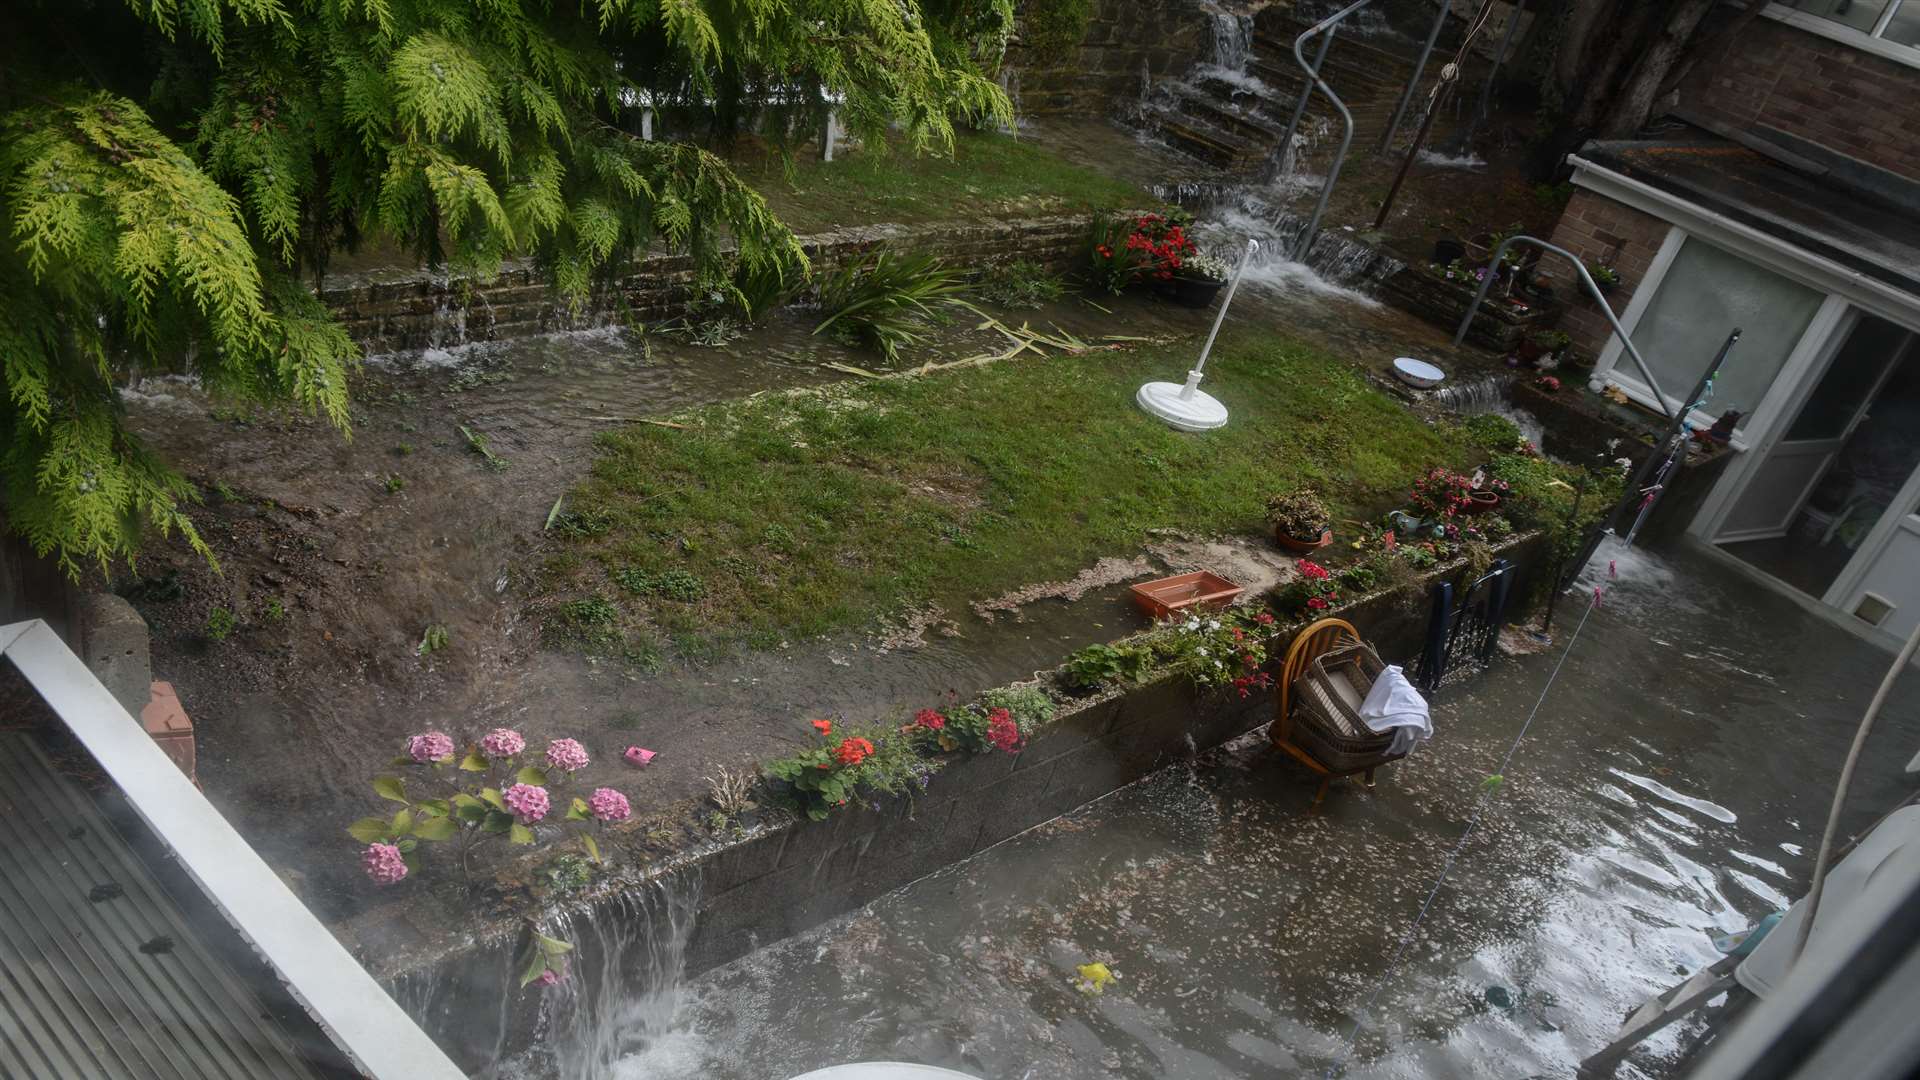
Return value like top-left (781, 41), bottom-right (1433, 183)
top-left (1484, 985), bottom-right (1514, 1009)
top-left (1076, 962), bottom-right (1117, 995)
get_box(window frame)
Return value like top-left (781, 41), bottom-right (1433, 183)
top-left (1761, 2), bottom-right (1920, 68)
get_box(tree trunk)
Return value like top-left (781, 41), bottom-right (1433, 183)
top-left (1599, 0), bottom-right (1718, 138)
top-left (1656, 0), bottom-right (1771, 99)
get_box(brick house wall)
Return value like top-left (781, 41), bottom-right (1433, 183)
top-left (1534, 190), bottom-right (1674, 362)
top-left (1676, 12), bottom-right (1920, 182)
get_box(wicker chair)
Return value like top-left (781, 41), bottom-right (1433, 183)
top-left (1271, 618), bottom-right (1407, 810)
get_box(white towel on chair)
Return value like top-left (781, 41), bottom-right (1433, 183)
top-left (1358, 665), bottom-right (1432, 757)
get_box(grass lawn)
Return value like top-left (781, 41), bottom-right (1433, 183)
top-left (739, 131), bottom-right (1152, 233)
top-left (536, 330), bottom-right (1488, 657)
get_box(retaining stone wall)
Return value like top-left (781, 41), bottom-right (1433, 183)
top-left (321, 215), bottom-right (1103, 355)
top-left (1008, 0), bottom-right (1215, 117)
top-left (376, 529), bottom-right (1549, 1072)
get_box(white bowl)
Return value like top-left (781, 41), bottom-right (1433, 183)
top-left (1393, 356), bottom-right (1445, 389)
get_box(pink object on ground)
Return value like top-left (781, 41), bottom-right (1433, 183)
top-left (624, 746), bottom-right (656, 767)
top-left (141, 681), bottom-right (196, 783)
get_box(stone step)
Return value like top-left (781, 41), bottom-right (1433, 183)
top-left (1167, 82), bottom-right (1296, 145)
top-left (1138, 105), bottom-right (1269, 171)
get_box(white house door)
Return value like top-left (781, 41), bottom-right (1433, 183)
top-left (1716, 319), bottom-right (1913, 543)
top-left (1833, 487), bottom-right (1920, 645)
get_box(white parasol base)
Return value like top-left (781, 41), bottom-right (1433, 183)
top-left (1137, 370), bottom-right (1227, 431)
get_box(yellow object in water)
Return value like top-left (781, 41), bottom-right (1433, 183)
top-left (1077, 962), bottom-right (1116, 995)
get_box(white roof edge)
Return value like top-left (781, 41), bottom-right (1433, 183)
top-left (1566, 153), bottom-right (1920, 330)
top-left (0, 619), bottom-right (465, 1080)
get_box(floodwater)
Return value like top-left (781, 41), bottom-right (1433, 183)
top-left (567, 538), bottom-right (1920, 1079)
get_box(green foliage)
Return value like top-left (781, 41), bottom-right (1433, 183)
top-left (613, 566), bottom-right (706, 601)
top-left (977, 259), bottom-right (1065, 309)
top-left (763, 719), bottom-right (933, 820)
top-left (1490, 451), bottom-right (1622, 561)
top-left (1062, 642), bottom-right (1152, 690)
top-left (814, 251), bottom-right (977, 363)
top-left (417, 623), bottom-right (450, 655)
top-left (3, 0), bottom-right (1017, 573)
top-left (262, 596), bottom-right (286, 621)
top-left (1021, 0), bottom-right (1095, 62)
top-left (1085, 216), bottom-right (1144, 295)
top-left (978, 685), bottom-right (1055, 728)
top-left (204, 606), bottom-right (238, 641)
top-left (1459, 413), bottom-right (1526, 455)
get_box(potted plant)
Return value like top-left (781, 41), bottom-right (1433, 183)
top-left (1267, 489), bottom-right (1333, 552)
top-left (1586, 261), bottom-right (1621, 295)
top-left (1517, 328), bottom-right (1570, 367)
top-left (1172, 252), bottom-right (1230, 308)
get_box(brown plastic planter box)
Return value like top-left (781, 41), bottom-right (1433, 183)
top-left (1130, 571), bottom-right (1243, 620)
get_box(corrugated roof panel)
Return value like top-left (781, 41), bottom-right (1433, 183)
top-left (0, 733), bottom-right (324, 1079)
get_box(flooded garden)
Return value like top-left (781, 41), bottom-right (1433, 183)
top-left (7, 0), bottom-right (1918, 1077)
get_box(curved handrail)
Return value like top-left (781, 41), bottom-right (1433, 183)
top-left (1289, 0), bottom-right (1380, 261)
top-left (1449, 234), bottom-right (1675, 420)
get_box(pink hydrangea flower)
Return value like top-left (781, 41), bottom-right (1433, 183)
top-left (545, 738), bottom-right (590, 772)
top-left (362, 842), bottom-right (408, 885)
top-left (588, 787), bottom-right (631, 823)
top-left (503, 783), bottom-right (550, 824)
top-left (536, 965), bottom-right (565, 987)
top-left (481, 728), bottom-right (526, 758)
top-left (406, 730), bottom-right (455, 764)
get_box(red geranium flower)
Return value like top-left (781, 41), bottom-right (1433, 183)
top-left (985, 708), bottom-right (1024, 753)
top-left (1307, 597), bottom-right (1329, 610)
top-left (812, 719), bottom-right (833, 736)
top-left (834, 737), bottom-right (875, 767)
top-left (913, 708), bottom-right (946, 731)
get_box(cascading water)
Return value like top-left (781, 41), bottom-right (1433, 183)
top-left (1430, 374), bottom-right (1548, 450)
top-left (520, 876), bottom-right (701, 1080)
top-left (1206, 7), bottom-right (1253, 73)
top-left (1190, 195), bottom-right (1404, 304)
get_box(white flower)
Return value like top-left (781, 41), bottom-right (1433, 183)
top-left (1184, 618), bottom-right (1200, 631)
top-left (1195, 646), bottom-right (1209, 657)
top-left (1214, 660), bottom-right (1225, 669)
top-left (1206, 619), bottom-right (1220, 631)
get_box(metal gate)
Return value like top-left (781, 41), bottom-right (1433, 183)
top-left (1407, 558), bottom-right (1514, 696)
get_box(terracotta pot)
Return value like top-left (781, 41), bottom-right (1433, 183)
top-left (1464, 491), bottom-right (1501, 513)
top-left (1274, 525), bottom-right (1333, 553)
top-left (1171, 276), bottom-right (1225, 309)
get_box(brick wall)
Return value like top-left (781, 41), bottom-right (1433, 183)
top-left (1678, 12), bottom-right (1920, 182)
top-left (1536, 189), bottom-right (1674, 362)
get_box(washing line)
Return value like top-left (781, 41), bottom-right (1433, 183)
top-left (1323, 573), bottom-right (1611, 1078)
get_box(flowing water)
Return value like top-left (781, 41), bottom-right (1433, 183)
top-left (560, 540), bottom-right (1919, 1079)
top-left (1429, 375), bottom-right (1547, 451)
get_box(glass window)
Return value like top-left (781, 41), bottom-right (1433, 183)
top-left (1884, 1), bottom-right (1920, 43)
top-left (1786, 316), bottom-right (1912, 441)
top-left (1626, 237), bottom-right (1825, 423)
top-left (1790, 0), bottom-right (1893, 33)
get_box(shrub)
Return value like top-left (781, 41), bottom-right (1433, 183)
top-left (1023, 0), bottom-right (1095, 62)
top-left (814, 251), bottom-right (976, 362)
top-left (205, 607), bottom-right (237, 641)
top-left (1266, 489), bottom-right (1331, 540)
top-left (978, 260), bottom-right (1065, 309)
top-left (1459, 413), bottom-right (1523, 454)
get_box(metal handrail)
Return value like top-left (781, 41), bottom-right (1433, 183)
top-left (1377, 0), bottom-right (1451, 153)
top-left (1449, 234), bottom-right (1676, 420)
top-left (0, 620), bottom-right (464, 1080)
top-left (1289, 0), bottom-right (1382, 261)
